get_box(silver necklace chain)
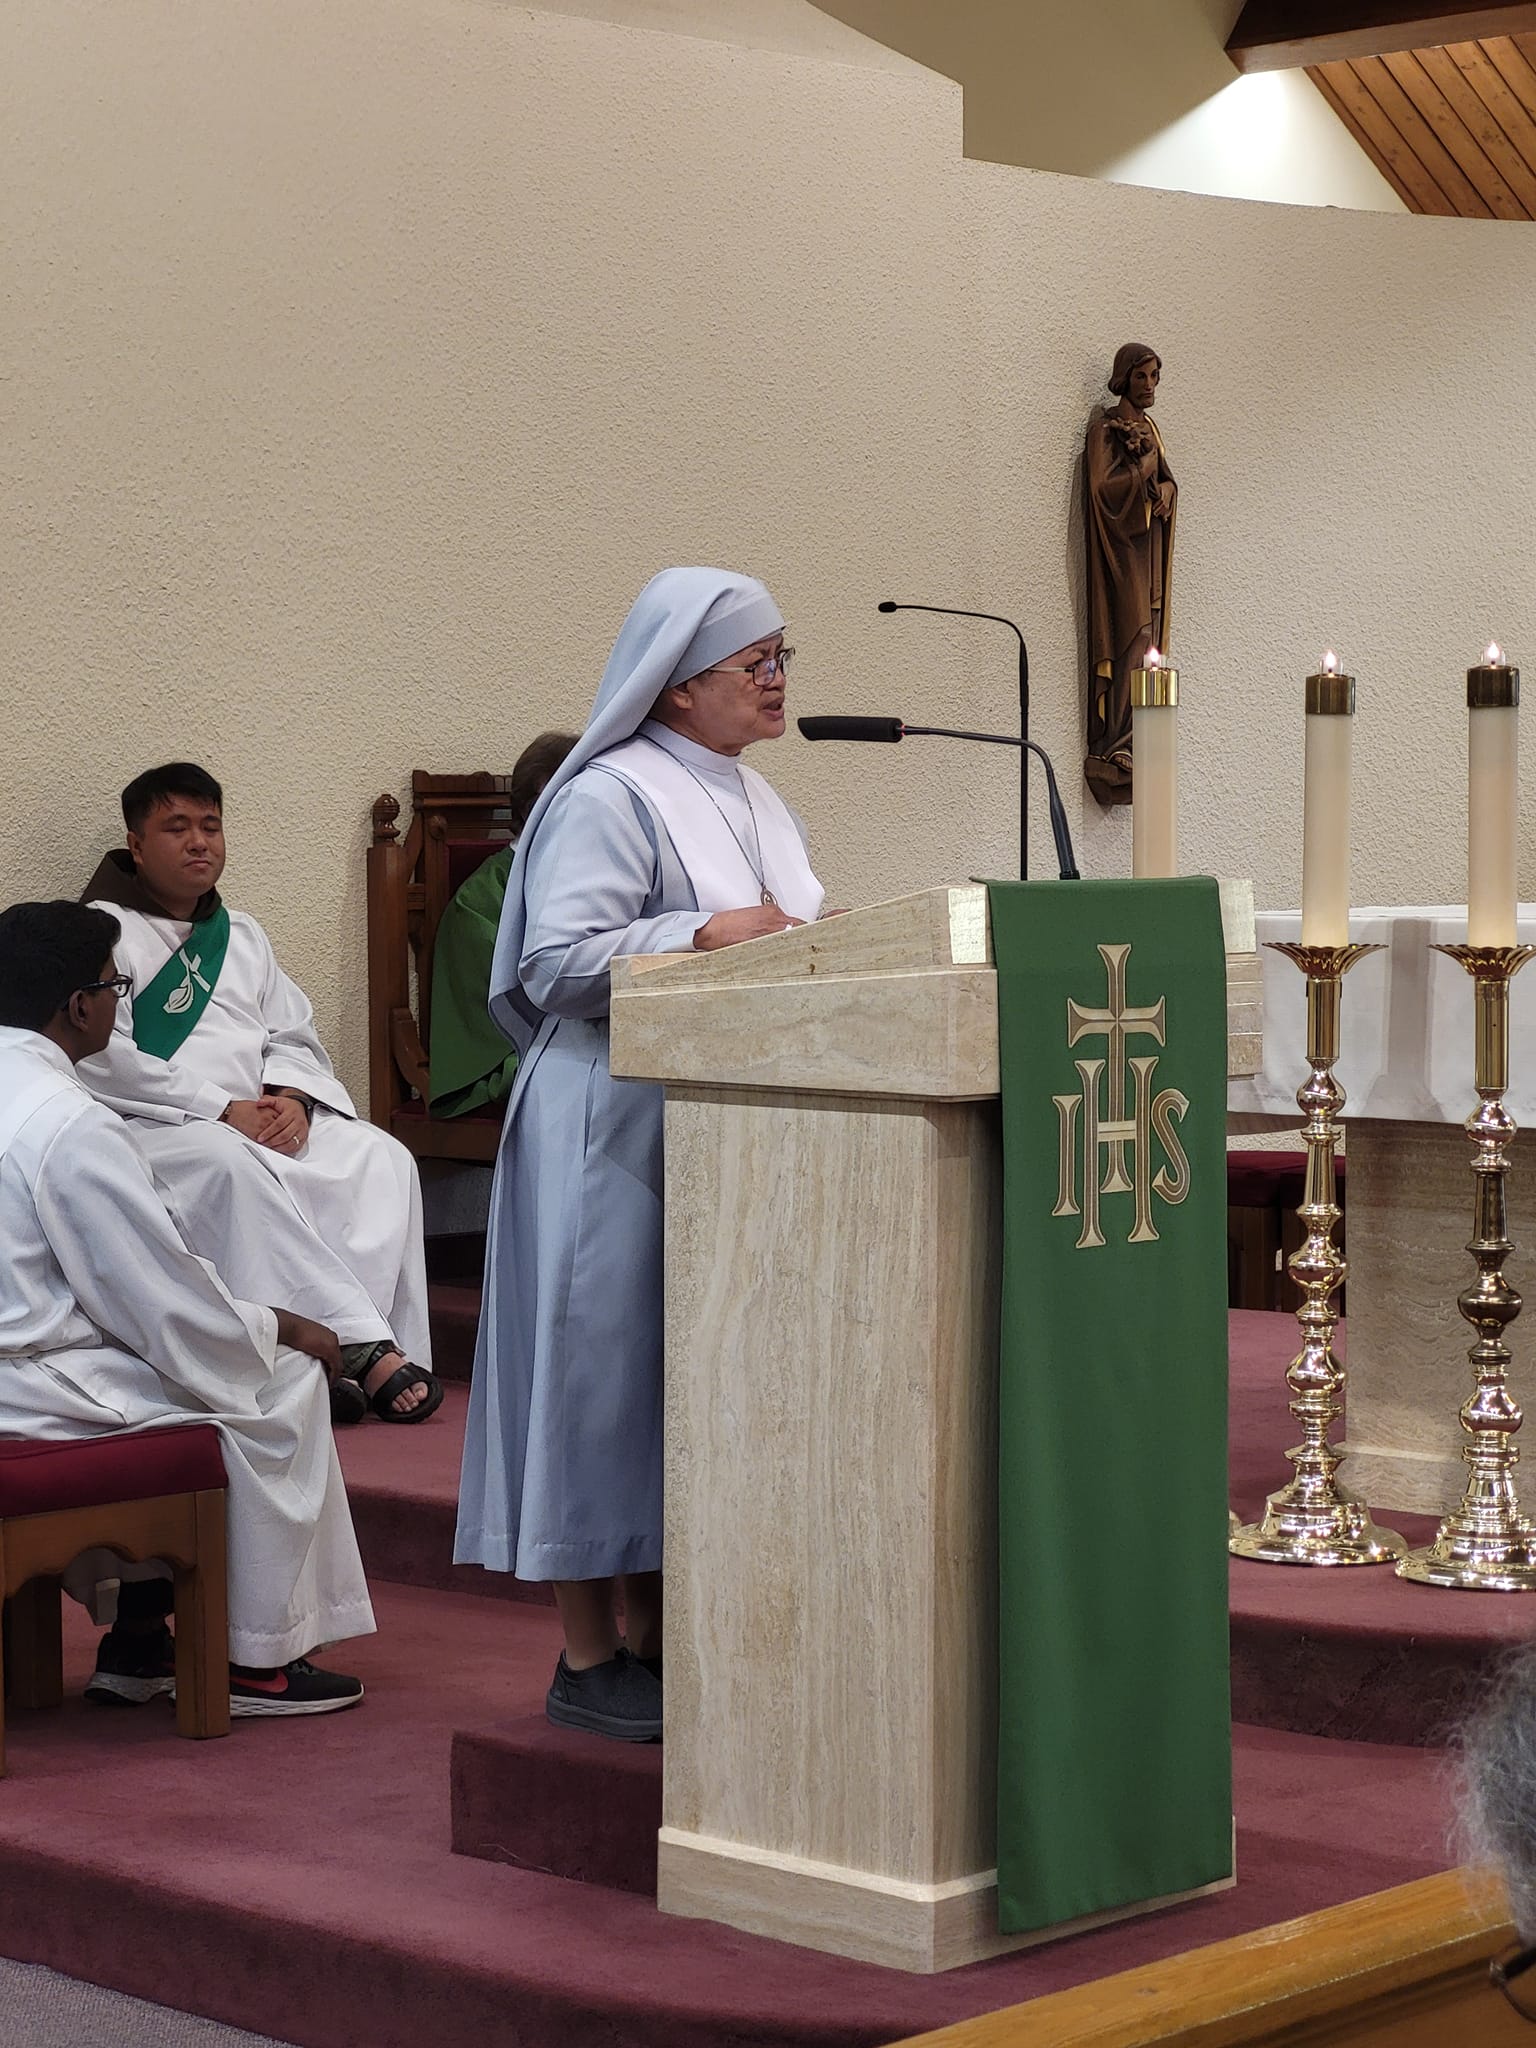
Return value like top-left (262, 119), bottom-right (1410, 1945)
top-left (640, 734), bottom-right (778, 909)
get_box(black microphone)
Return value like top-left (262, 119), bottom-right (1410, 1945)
top-left (877, 599), bottom-right (1045, 879)
top-left (797, 715), bottom-right (904, 743)
top-left (797, 715), bottom-right (1080, 881)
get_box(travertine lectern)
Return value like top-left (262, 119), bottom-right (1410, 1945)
top-left (609, 885), bottom-right (1260, 1973)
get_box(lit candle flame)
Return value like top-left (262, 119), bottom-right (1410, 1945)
top-left (1321, 649), bottom-right (1338, 676)
top-left (1145, 647), bottom-right (1161, 671)
top-left (1487, 641), bottom-right (1504, 667)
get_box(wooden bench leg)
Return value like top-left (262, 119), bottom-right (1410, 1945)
top-left (3, 1575), bottom-right (63, 1712)
top-left (173, 1490), bottom-right (230, 1740)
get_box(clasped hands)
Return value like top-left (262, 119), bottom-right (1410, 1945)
top-left (221, 1089), bottom-right (313, 1152)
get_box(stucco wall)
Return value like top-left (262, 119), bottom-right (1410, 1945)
top-left (808, 0), bottom-right (1405, 209)
top-left (3, 0), bottom-right (1528, 1101)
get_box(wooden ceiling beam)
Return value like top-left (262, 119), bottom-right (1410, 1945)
top-left (1228, 3), bottom-right (1536, 72)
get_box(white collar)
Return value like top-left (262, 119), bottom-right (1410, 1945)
top-left (637, 718), bottom-right (744, 784)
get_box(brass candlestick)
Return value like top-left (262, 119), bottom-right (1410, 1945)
top-left (1231, 942), bottom-right (1406, 1567)
top-left (1399, 945), bottom-right (1536, 1591)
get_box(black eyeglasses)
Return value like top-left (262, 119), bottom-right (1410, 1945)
top-left (703, 647), bottom-right (795, 688)
top-left (1492, 1943), bottom-right (1536, 2020)
top-left (77, 975), bottom-right (133, 1002)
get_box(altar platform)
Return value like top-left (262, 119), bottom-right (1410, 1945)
top-left (0, 1311), bottom-right (1520, 2048)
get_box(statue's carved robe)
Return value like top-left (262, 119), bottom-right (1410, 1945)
top-left (1084, 405), bottom-right (1176, 806)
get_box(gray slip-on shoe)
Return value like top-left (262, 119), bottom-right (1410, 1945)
top-left (546, 1646), bottom-right (662, 1742)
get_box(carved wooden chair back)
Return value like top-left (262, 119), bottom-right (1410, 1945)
top-left (366, 771), bottom-right (514, 1164)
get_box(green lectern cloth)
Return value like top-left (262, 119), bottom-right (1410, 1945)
top-left (988, 877), bottom-right (1232, 1936)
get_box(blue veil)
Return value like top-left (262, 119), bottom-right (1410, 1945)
top-left (487, 566), bottom-right (784, 1048)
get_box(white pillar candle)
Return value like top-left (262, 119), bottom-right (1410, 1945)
top-left (1300, 652), bottom-right (1354, 949)
top-left (1468, 643), bottom-right (1520, 948)
top-left (1131, 649), bottom-right (1178, 879)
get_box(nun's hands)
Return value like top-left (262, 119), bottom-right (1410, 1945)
top-left (694, 906), bottom-right (805, 951)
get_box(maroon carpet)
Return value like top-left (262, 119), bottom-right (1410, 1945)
top-left (0, 1310), bottom-right (1516, 2048)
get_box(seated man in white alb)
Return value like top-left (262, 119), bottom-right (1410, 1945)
top-left (81, 763), bottom-right (441, 1425)
top-left (0, 899), bottom-right (372, 1714)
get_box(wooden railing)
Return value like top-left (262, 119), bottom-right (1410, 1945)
top-left (889, 1870), bottom-right (1526, 2047)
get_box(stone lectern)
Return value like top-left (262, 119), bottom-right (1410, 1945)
top-left (609, 885), bottom-right (1260, 1974)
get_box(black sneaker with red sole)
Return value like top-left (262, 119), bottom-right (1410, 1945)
top-left (220, 1657), bottom-right (364, 1717)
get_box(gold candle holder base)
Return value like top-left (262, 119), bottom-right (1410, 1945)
top-left (1399, 944), bottom-right (1536, 1592)
top-left (1231, 941), bottom-right (1407, 1568)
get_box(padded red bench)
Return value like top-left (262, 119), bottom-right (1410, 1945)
top-left (0, 1424), bottom-right (230, 1773)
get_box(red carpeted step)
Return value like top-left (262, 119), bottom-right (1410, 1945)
top-left (0, 1585), bottom-right (1457, 2048)
top-left (425, 1231), bottom-right (488, 1287)
top-left (427, 1280), bottom-right (480, 1383)
top-left (450, 1712), bottom-right (661, 1893)
top-left (337, 1382), bottom-right (551, 1609)
top-left (1226, 1307), bottom-right (1531, 1745)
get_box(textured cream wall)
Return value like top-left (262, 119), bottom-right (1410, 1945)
top-left (3, 0), bottom-right (1531, 1104)
top-left (530, 0), bottom-right (922, 70)
top-left (1099, 66), bottom-right (1406, 209)
top-left (808, 0), bottom-right (1404, 208)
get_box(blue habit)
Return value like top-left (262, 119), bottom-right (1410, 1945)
top-left (454, 568), bottom-right (796, 1581)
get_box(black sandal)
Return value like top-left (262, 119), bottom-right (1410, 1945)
top-left (367, 1357), bottom-right (444, 1424)
top-left (329, 1377), bottom-right (368, 1427)
top-left (340, 1341), bottom-right (445, 1425)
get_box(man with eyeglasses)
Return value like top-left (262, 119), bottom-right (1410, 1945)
top-left (80, 761), bottom-right (440, 1427)
top-left (457, 566), bottom-right (824, 1741)
top-left (0, 899), bottom-right (372, 1715)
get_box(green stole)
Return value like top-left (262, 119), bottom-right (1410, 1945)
top-left (428, 844), bottom-right (519, 1118)
top-left (131, 904), bottom-right (233, 1061)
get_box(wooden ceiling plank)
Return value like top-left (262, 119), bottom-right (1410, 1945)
top-left (1447, 40), bottom-right (1536, 176)
top-left (1308, 57), bottom-right (1459, 210)
top-left (1307, 66), bottom-right (1433, 205)
top-left (1449, 35), bottom-right (1536, 207)
top-left (1419, 42), bottom-right (1536, 211)
top-left (1373, 50), bottom-right (1504, 210)
top-left (1499, 29), bottom-right (1536, 103)
top-left (1229, 3), bottom-right (1536, 72)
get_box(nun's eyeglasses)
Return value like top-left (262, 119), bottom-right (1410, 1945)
top-left (703, 647), bottom-right (795, 687)
top-left (1492, 1942), bottom-right (1536, 2020)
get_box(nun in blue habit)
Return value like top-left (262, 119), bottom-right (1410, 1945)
top-left (455, 567), bottom-right (824, 1740)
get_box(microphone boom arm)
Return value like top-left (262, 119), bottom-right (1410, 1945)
top-left (878, 599), bottom-right (1033, 877)
top-left (902, 726), bottom-right (1079, 881)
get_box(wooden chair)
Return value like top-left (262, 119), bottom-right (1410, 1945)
top-left (0, 1425), bottom-right (230, 1775)
top-left (367, 772), bottom-right (516, 1165)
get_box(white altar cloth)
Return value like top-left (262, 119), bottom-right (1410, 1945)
top-left (1227, 905), bottom-right (1536, 1127)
